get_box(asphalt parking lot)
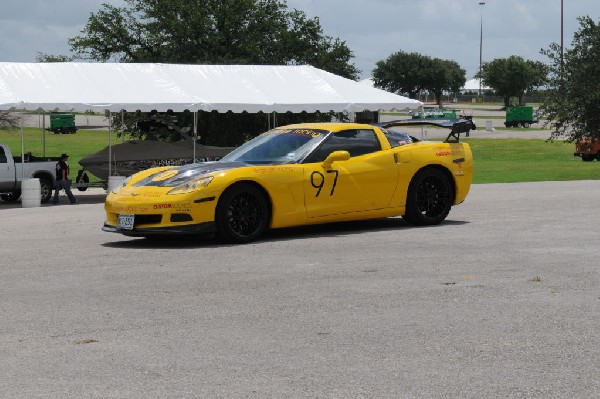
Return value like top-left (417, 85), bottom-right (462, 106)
top-left (1, 181), bottom-right (599, 398)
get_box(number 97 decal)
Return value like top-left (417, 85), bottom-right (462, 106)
top-left (310, 170), bottom-right (339, 197)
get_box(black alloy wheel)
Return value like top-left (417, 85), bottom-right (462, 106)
top-left (403, 168), bottom-right (452, 226)
top-left (216, 183), bottom-right (270, 243)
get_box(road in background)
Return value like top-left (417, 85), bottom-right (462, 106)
top-left (381, 104), bottom-right (551, 140)
top-left (1, 181), bottom-right (598, 398)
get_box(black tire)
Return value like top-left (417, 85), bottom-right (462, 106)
top-left (403, 168), bottom-right (453, 226)
top-left (215, 183), bottom-right (270, 243)
top-left (596, 152), bottom-right (600, 161)
top-left (523, 122), bottom-right (530, 128)
top-left (582, 154), bottom-right (594, 162)
top-left (39, 178), bottom-right (53, 203)
top-left (0, 190), bottom-right (21, 202)
top-left (76, 170), bottom-right (89, 191)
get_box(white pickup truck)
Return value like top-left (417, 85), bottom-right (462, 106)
top-left (0, 144), bottom-right (57, 203)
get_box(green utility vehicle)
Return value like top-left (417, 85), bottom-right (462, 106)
top-left (48, 113), bottom-right (77, 134)
top-left (504, 106), bottom-right (538, 128)
top-left (412, 108), bottom-right (458, 120)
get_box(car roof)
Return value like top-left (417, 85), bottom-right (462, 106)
top-left (277, 122), bottom-right (376, 132)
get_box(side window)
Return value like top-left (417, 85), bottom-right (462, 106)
top-left (304, 129), bottom-right (381, 163)
top-left (0, 147), bottom-right (6, 163)
top-left (383, 129), bottom-right (414, 148)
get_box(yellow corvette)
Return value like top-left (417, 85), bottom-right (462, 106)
top-left (103, 122), bottom-right (473, 242)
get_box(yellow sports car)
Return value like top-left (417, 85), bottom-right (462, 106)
top-left (103, 122), bottom-right (473, 243)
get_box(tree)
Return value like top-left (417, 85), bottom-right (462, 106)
top-left (35, 52), bottom-right (74, 62)
top-left (477, 56), bottom-right (547, 107)
top-left (428, 58), bottom-right (466, 106)
top-left (0, 111), bottom-right (19, 130)
top-left (540, 16), bottom-right (600, 142)
top-left (63, 0), bottom-right (358, 143)
top-left (372, 51), bottom-right (465, 105)
top-left (67, 0), bottom-right (358, 80)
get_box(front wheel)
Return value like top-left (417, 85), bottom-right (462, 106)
top-left (0, 191), bottom-right (21, 202)
top-left (215, 183), bottom-right (270, 243)
top-left (403, 168), bottom-right (453, 226)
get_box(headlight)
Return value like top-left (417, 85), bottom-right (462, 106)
top-left (121, 176), bottom-right (132, 186)
top-left (110, 175), bottom-right (132, 193)
top-left (167, 176), bottom-right (213, 195)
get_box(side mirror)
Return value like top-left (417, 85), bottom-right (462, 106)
top-left (321, 150), bottom-right (350, 169)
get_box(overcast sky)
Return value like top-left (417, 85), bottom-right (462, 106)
top-left (1, 0), bottom-right (597, 80)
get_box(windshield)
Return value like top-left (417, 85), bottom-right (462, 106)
top-left (220, 128), bottom-right (329, 165)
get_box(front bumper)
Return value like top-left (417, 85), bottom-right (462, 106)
top-left (102, 221), bottom-right (216, 236)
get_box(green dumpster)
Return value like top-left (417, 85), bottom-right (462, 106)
top-left (505, 106), bottom-right (538, 128)
top-left (49, 113), bottom-right (77, 134)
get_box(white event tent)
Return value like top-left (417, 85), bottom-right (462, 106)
top-left (461, 78), bottom-right (491, 93)
top-left (0, 62), bottom-right (422, 179)
top-left (0, 62), bottom-right (422, 113)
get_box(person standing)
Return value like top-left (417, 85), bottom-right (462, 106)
top-left (53, 153), bottom-right (77, 205)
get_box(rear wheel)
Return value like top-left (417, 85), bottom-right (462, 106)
top-left (523, 122), bottom-right (530, 128)
top-left (39, 178), bottom-right (53, 203)
top-left (403, 168), bottom-right (452, 226)
top-left (215, 183), bottom-right (270, 243)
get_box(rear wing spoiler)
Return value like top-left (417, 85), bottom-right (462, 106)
top-left (379, 118), bottom-right (475, 143)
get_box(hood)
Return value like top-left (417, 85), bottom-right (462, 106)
top-left (133, 161), bottom-right (248, 187)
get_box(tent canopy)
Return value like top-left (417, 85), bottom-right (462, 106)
top-left (0, 62), bottom-right (422, 113)
top-left (461, 78), bottom-right (491, 92)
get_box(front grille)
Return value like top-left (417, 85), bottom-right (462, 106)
top-left (134, 214), bottom-right (162, 226)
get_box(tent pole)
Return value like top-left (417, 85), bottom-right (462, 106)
top-left (419, 104), bottom-right (426, 140)
top-left (108, 110), bottom-right (112, 178)
top-left (42, 110), bottom-right (46, 158)
top-left (20, 113), bottom-right (25, 179)
top-left (193, 111), bottom-right (197, 162)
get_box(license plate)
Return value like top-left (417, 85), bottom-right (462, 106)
top-left (118, 214), bottom-right (135, 230)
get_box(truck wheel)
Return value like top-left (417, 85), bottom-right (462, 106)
top-left (1, 191), bottom-right (21, 202)
top-left (523, 122), bottom-right (530, 128)
top-left (39, 178), bottom-right (53, 203)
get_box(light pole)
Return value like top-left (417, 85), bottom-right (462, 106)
top-left (560, 0), bottom-right (564, 71)
top-left (479, 1), bottom-right (485, 99)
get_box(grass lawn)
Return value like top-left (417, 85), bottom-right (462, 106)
top-left (465, 138), bottom-right (599, 183)
top-left (1, 127), bottom-right (598, 184)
